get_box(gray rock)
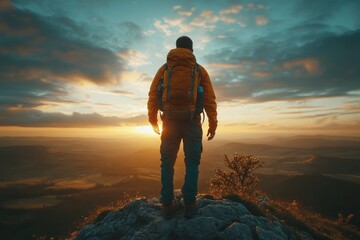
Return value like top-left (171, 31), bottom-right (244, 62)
top-left (199, 199), bottom-right (250, 222)
top-left (256, 225), bottom-right (288, 240)
top-left (137, 218), bottom-right (177, 238)
top-left (74, 196), bottom-right (308, 240)
top-left (173, 216), bottom-right (224, 239)
top-left (219, 222), bottom-right (253, 240)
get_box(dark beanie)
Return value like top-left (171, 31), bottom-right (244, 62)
top-left (176, 36), bottom-right (193, 51)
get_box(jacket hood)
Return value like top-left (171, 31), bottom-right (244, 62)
top-left (167, 48), bottom-right (196, 68)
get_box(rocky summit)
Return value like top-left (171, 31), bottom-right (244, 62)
top-left (74, 196), bottom-right (313, 240)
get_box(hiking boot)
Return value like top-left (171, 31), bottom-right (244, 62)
top-left (184, 202), bottom-right (198, 218)
top-left (162, 202), bottom-right (173, 219)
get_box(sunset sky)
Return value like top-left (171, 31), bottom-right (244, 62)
top-left (1, 0), bottom-right (359, 138)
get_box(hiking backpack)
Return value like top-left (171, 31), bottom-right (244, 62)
top-left (157, 63), bottom-right (204, 120)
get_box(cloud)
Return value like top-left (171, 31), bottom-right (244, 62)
top-left (0, 5), bottom-right (143, 111)
top-left (255, 15), bottom-right (268, 26)
top-left (220, 4), bottom-right (243, 15)
top-left (247, 3), bottom-right (267, 10)
top-left (110, 90), bottom-right (133, 95)
top-left (154, 4), bottom-right (247, 36)
top-left (154, 19), bottom-right (173, 36)
top-left (117, 21), bottom-right (144, 46)
top-left (163, 18), bottom-right (193, 32)
top-left (341, 101), bottom-right (360, 110)
top-left (205, 28), bottom-right (360, 103)
top-left (0, 107), bottom-right (147, 127)
top-left (178, 10), bottom-right (194, 17)
top-left (0, 79), bottom-right (73, 108)
top-left (177, 7), bottom-right (195, 17)
top-left (0, 7), bottom-right (125, 86)
top-left (281, 58), bottom-right (321, 75)
top-left (282, 110), bottom-right (360, 128)
top-left (155, 19), bottom-right (192, 35)
top-left (120, 71), bottom-right (152, 83)
top-left (292, 0), bottom-right (358, 22)
top-left (118, 50), bottom-right (150, 67)
top-left (191, 9), bottom-right (239, 28)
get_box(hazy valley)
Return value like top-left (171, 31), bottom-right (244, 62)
top-left (0, 135), bottom-right (359, 239)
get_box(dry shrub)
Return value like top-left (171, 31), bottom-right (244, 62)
top-left (209, 153), bottom-right (263, 197)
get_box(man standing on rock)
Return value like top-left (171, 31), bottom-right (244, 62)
top-left (147, 36), bottom-right (218, 218)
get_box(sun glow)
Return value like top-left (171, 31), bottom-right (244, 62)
top-left (134, 125), bottom-right (159, 135)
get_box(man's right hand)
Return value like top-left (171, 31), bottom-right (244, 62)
top-left (152, 123), bottom-right (160, 135)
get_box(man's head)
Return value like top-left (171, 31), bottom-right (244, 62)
top-left (176, 36), bottom-right (193, 52)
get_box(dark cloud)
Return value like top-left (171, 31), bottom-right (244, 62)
top-left (0, 107), bottom-right (147, 127)
top-left (12, 1), bottom-right (145, 50)
top-left (293, 0), bottom-right (342, 21)
top-left (0, 7), bottom-right (124, 85)
top-left (293, 0), bottom-right (360, 23)
top-left (118, 21), bottom-right (144, 45)
top-left (12, 0), bottom-right (114, 17)
top-left (0, 5), bottom-right (143, 112)
top-left (205, 28), bottom-right (360, 103)
top-left (0, 80), bottom-right (73, 108)
top-left (0, 3), bottom-right (149, 128)
top-left (85, 20), bottom-right (144, 51)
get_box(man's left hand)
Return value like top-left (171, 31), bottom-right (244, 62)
top-left (207, 129), bottom-right (215, 140)
top-left (152, 123), bottom-right (160, 135)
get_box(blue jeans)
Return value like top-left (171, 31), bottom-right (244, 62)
top-left (160, 117), bottom-right (202, 205)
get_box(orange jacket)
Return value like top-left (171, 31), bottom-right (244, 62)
top-left (147, 48), bottom-right (218, 131)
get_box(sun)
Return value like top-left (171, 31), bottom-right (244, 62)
top-left (134, 125), bottom-right (160, 135)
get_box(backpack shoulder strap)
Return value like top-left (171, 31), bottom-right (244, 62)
top-left (195, 63), bottom-right (205, 124)
top-left (159, 63), bottom-right (167, 84)
top-left (196, 63), bottom-right (202, 85)
top-left (157, 63), bottom-right (167, 112)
